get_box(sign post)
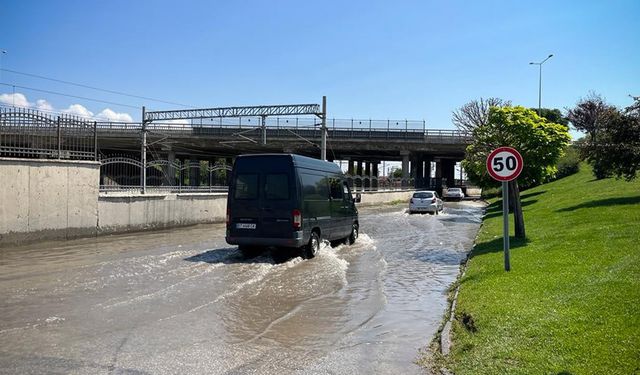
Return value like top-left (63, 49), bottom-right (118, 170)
top-left (486, 147), bottom-right (523, 271)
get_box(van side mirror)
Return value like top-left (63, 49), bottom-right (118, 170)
top-left (354, 193), bottom-right (362, 203)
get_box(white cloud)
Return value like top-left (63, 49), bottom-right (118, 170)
top-left (36, 99), bottom-right (53, 111)
top-left (96, 108), bottom-right (133, 122)
top-left (1, 91), bottom-right (136, 122)
top-left (0, 93), bottom-right (31, 108)
top-left (62, 104), bottom-right (94, 118)
top-left (164, 119), bottom-right (191, 126)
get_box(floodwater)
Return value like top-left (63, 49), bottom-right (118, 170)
top-left (0, 201), bottom-right (485, 374)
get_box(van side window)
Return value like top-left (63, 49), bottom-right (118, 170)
top-left (265, 174), bottom-right (289, 200)
top-left (343, 182), bottom-right (352, 200)
top-left (300, 173), bottom-right (329, 200)
top-left (329, 178), bottom-right (343, 200)
top-left (234, 174), bottom-right (258, 200)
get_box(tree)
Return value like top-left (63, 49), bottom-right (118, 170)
top-left (531, 108), bottom-right (569, 127)
top-left (566, 93), bottom-right (616, 179)
top-left (390, 167), bottom-right (403, 179)
top-left (567, 94), bottom-right (640, 180)
top-left (462, 106), bottom-right (570, 238)
top-left (452, 97), bottom-right (511, 132)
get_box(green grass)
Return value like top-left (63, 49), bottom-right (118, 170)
top-left (443, 165), bottom-right (640, 375)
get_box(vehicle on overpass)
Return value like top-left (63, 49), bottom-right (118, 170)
top-left (226, 154), bottom-right (359, 259)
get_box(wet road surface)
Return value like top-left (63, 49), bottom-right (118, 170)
top-left (0, 201), bottom-right (485, 374)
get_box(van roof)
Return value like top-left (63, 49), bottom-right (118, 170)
top-left (235, 153), bottom-right (342, 174)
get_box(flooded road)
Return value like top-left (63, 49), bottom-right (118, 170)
top-left (0, 201), bottom-right (485, 374)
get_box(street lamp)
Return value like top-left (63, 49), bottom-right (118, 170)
top-left (0, 49), bottom-right (6, 83)
top-left (529, 54), bottom-right (553, 115)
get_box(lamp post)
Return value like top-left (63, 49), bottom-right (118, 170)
top-left (529, 54), bottom-right (553, 115)
top-left (0, 49), bottom-right (6, 83)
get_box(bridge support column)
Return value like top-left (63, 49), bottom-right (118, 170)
top-left (188, 157), bottom-right (200, 187)
top-left (225, 158), bottom-right (233, 186)
top-left (442, 160), bottom-right (456, 187)
top-left (347, 160), bottom-right (355, 175)
top-left (356, 161), bottom-right (363, 189)
top-left (401, 152), bottom-right (410, 187)
top-left (364, 162), bottom-right (371, 190)
top-left (164, 151), bottom-right (176, 186)
top-left (372, 162), bottom-right (379, 190)
top-left (415, 156), bottom-right (424, 189)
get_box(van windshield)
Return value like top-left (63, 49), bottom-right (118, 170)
top-left (234, 174), bottom-right (258, 200)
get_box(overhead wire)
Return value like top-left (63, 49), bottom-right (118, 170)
top-left (0, 82), bottom-right (140, 109)
top-left (0, 68), bottom-right (194, 108)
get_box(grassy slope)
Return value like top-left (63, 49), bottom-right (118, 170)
top-left (445, 166), bottom-right (640, 374)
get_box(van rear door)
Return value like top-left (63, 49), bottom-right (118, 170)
top-left (228, 156), bottom-right (295, 242)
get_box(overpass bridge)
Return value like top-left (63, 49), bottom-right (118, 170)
top-left (1, 104), bottom-right (472, 191)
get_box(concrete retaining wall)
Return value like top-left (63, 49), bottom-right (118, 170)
top-left (0, 158), bottom-right (100, 245)
top-left (0, 159), bottom-right (418, 245)
top-left (357, 190), bottom-right (415, 206)
top-left (98, 193), bottom-right (227, 234)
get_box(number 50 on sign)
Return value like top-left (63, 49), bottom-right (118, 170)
top-left (486, 147), bottom-right (523, 182)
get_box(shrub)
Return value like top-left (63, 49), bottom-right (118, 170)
top-left (555, 145), bottom-right (580, 179)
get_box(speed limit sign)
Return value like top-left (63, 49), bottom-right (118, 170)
top-left (487, 146), bottom-right (523, 272)
top-left (486, 147), bottom-right (523, 182)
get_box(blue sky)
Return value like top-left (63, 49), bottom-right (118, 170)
top-left (1, 0), bottom-right (638, 130)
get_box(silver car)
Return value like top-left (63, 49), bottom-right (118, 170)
top-left (409, 191), bottom-right (444, 215)
top-left (444, 187), bottom-right (465, 201)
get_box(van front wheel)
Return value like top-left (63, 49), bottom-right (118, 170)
top-left (302, 232), bottom-right (320, 259)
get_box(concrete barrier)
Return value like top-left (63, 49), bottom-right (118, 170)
top-left (356, 190), bottom-right (415, 206)
top-left (0, 158), bottom-right (100, 245)
top-left (98, 192), bottom-right (227, 234)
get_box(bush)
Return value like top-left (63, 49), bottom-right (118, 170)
top-left (555, 145), bottom-right (580, 179)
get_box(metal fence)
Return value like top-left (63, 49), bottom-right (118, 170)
top-left (100, 156), bottom-right (232, 193)
top-left (0, 107), bottom-right (97, 160)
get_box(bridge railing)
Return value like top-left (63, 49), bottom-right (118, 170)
top-left (94, 119), bottom-right (471, 142)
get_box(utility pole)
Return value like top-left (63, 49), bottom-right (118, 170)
top-left (321, 96), bottom-right (327, 161)
top-left (141, 106), bottom-right (147, 194)
top-left (261, 115), bottom-right (267, 145)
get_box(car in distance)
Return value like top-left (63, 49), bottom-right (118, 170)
top-left (409, 190), bottom-right (443, 215)
top-left (443, 187), bottom-right (465, 201)
top-left (225, 154), bottom-right (359, 259)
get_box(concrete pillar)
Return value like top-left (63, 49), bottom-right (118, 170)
top-left (164, 150), bottom-right (176, 186)
top-left (372, 162), bottom-right (379, 190)
top-left (225, 157), bottom-right (233, 186)
top-left (416, 156), bottom-right (424, 188)
top-left (401, 154), bottom-right (409, 179)
top-left (347, 160), bottom-right (355, 175)
top-left (189, 157), bottom-right (200, 186)
top-left (364, 162), bottom-right (371, 190)
top-left (356, 161), bottom-right (363, 176)
top-left (442, 160), bottom-right (456, 187)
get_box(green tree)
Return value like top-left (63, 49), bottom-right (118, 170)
top-left (462, 106), bottom-right (570, 238)
top-left (530, 108), bottom-right (569, 127)
top-left (390, 167), bottom-right (403, 178)
top-left (568, 94), bottom-right (640, 180)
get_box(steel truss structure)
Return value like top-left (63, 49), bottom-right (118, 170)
top-left (144, 104), bottom-right (322, 122)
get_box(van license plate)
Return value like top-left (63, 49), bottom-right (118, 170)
top-left (236, 223), bottom-right (256, 229)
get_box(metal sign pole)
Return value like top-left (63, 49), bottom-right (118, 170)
top-left (503, 181), bottom-right (510, 271)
